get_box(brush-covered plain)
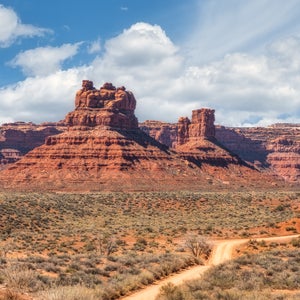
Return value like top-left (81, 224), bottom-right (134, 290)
top-left (0, 191), bottom-right (299, 299)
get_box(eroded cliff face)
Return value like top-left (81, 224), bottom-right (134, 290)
top-left (0, 81), bottom-right (178, 190)
top-left (0, 81), bottom-right (272, 192)
top-left (65, 81), bottom-right (138, 129)
top-left (141, 108), bottom-right (216, 147)
top-left (266, 137), bottom-right (300, 182)
top-left (0, 122), bottom-right (64, 168)
top-left (1, 111), bottom-right (298, 184)
top-left (215, 125), bottom-right (300, 182)
top-left (189, 109), bottom-right (215, 140)
top-left (175, 109), bottom-right (250, 175)
top-left (139, 121), bottom-right (177, 148)
top-left (177, 117), bottom-right (190, 146)
top-left (140, 121), bottom-right (300, 183)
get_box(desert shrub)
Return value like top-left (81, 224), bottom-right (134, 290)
top-left (139, 270), bottom-right (155, 285)
top-left (148, 254), bottom-right (198, 280)
top-left (38, 285), bottom-right (99, 300)
top-left (285, 226), bottom-right (297, 232)
top-left (185, 235), bottom-right (211, 259)
top-left (55, 271), bottom-right (102, 288)
top-left (156, 282), bottom-right (184, 300)
top-left (0, 289), bottom-right (25, 300)
top-left (291, 237), bottom-right (300, 247)
top-left (133, 238), bottom-right (148, 251)
top-left (99, 285), bottom-right (121, 300)
top-left (176, 249), bottom-right (300, 299)
top-left (1, 265), bottom-right (43, 292)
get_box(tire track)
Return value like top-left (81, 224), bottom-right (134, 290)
top-left (121, 234), bottom-right (299, 300)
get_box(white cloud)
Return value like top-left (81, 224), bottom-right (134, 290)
top-left (87, 38), bottom-right (101, 54)
top-left (103, 22), bottom-right (181, 69)
top-left (9, 43), bottom-right (82, 76)
top-left (87, 22), bottom-right (183, 90)
top-left (178, 49), bottom-right (300, 126)
top-left (0, 22), bottom-right (300, 127)
top-left (184, 0), bottom-right (300, 64)
top-left (0, 4), bottom-right (51, 47)
top-left (0, 69), bottom-right (84, 124)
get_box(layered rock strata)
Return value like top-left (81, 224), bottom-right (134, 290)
top-left (0, 122), bottom-right (63, 154)
top-left (266, 137), bottom-right (300, 182)
top-left (216, 125), bottom-right (300, 182)
top-left (140, 121), bottom-right (299, 183)
top-left (0, 81), bottom-right (274, 191)
top-left (139, 120), bottom-right (177, 148)
top-left (0, 122), bottom-right (64, 168)
top-left (177, 108), bottom-right (215, 145)
top-left (175, 109), bottom-right (250, 178)
top-left (65, 81), bottom-right (138, 129)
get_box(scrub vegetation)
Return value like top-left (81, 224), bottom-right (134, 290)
top-left (0, 191), bottom-right (299, 299)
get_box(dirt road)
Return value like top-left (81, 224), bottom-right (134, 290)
top-left (121, 234), bottom-right (299, 300)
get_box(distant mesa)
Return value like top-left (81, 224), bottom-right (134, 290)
top-left (0, 80), bottom-right (285, 191)
top-left (0, 148), bottom-right (21, 170)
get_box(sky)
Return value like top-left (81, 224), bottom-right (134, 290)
top-left (1, 0), bottom-right (300, 127)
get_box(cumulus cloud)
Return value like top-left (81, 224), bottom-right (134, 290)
top-left (102, 22), bottom-right (181, 70)
top-left (86, 23), bottom-right (300, 126)
top-left (0, 69), bottom-right (84, 124)
top-left (88, 23), bottom-right (183, 90)
top-left (9, 43), bottom-right (82, 76)
top-left (177, 47), bottom-right (300, 126)
top-left (85, 22), bottom-right (185, 120)
top-left (0, 22), bottom-right (300, 127)
top-left (0, 4), bottom-right (51, 47)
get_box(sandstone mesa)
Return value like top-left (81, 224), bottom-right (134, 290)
top-left (0, 80), bottom-right (298, 191)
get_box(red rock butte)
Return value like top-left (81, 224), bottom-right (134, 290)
top-left (0, 80), bottom-right (284, 191)
top-left (65, 80), bottom-right (138, 129)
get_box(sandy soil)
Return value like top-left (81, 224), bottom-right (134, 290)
top-left (121, 234), bottom-right (300, 300)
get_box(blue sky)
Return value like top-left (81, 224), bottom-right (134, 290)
top-left (1, 0), bottom-right (300, 126)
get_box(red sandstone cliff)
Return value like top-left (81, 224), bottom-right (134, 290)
top-left (0, 80), bottom-right (274, 192)
top-left (266, 136), bottom-right (300, 182)
top-left (174, 109), bottom-right (254, 183)
top-left (66, 81), bottom-right (138, 129)
top-left (0, 122), bottom-right (64, 168)
top-left (1, 116), bottom-right (298, 184)
top-left (215, 125), bottom-right (300, 182)
top-left (139, 120), bottom-right (177, 148)
top-left (139, 120), bottom-right (300, 183)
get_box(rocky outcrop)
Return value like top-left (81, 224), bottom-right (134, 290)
top-left (0, 82), bottom-right (179, 190)
top-left (215, 125), bottom-right (300, 182)
top-left (0, 122), bottom-right (64, 157)
top-left (0, 148), bottom-right (21, 170)
top-left (0, 81), bottom-right (275, 192)
top-left (65, 81), bottom-right (138, 129)
top-left (177, 108), bottom-right (215, 145)
top-left (139, 120), bottom-right (178, 148)
top-left (140, 109), bottom-right (216, 148)
top-left (175, 109), bottom-right (248, 173)
top-left (141, 121), bottom-right (300, 183)
top-left (0, 148), bottom-right (21, 162)
top-left (266, 137), bottom-right (300, 182)
top-left (177, 117), bottom-right (190, 146)
top-left (189, 109), bottom-right (215, 140)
